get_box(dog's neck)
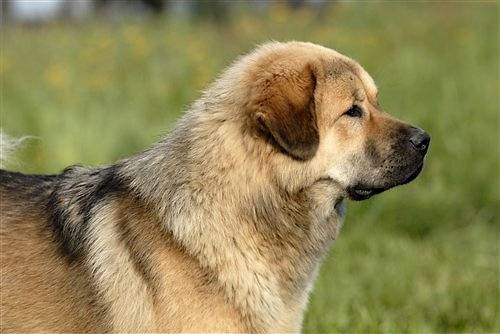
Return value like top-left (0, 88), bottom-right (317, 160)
top-left (120, 111), bottom-right (345, 331)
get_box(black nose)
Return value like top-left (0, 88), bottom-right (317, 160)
top-left (409, 127), bottom-right (430, 153)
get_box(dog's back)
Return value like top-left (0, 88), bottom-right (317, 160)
top-left (0, 170), bottom-right (108, 332)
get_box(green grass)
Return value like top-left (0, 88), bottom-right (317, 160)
top-left (2, 3), bottom-right (499, 332)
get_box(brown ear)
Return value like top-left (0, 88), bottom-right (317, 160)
top-left (251, 63), bottom-right (319, 161)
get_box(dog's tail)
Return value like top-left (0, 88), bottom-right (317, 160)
top-left (0, 131), bottom-right (26, 169)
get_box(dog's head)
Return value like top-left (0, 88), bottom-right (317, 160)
top-left (243, 42), bottom-right (429, 200)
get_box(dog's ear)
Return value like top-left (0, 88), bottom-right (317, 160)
top-left (251, 63), bottom-right (319, 161)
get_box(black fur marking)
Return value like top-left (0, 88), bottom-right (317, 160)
top-left (47, 193), bottom-right (78, 261)
top-left (0, 169), bottom-right (58, 184)
top-left (0, 169), bottom-right (58, 199)
top-left (47, 165), bottom-right (127, 263)
top-left (79, 165), bottom-right (126, 226)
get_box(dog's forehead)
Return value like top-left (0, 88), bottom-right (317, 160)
top-left (325, 54), bottom-right (378, 103)
top-left (355, 65), bottom-right (378, 103)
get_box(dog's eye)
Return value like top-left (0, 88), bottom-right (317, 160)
top-left (344, 105), bottom-right (363, 118)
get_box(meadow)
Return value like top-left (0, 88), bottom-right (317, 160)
top-left (2, 3), bottom-right (499, 332)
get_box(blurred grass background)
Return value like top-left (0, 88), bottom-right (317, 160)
top-left (2, 2), bottom-right (499, 332)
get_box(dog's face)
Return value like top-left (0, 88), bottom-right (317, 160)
top-left (317, 63), bottom-right (430, 200)
top-left (246, 42), bottom-right (430, 200)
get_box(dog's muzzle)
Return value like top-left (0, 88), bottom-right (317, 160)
top-left (347, 126), bottom-right (430, 201)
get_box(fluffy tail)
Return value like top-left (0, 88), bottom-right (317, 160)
top-left (0, 131), bottom-right (26, 169)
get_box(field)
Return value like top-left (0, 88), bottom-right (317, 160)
top-left (2, 3), bottom-right (499, 332)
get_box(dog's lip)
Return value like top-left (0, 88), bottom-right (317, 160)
top-left (347, 162), bottom-right (424, 201)
top-left (347, 186), bottom-right (384, 201)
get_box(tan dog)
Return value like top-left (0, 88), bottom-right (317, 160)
top-left (1, 41), bottom-right (429, 333)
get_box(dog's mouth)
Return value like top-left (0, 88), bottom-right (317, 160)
top-left (347, 162), bottom-right (424, 201)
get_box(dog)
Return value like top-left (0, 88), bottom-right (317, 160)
top-left (1, 41), bottom-right (430, 333)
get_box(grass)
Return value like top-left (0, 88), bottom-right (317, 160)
top-left (2, 3), bottom-right (499, 332)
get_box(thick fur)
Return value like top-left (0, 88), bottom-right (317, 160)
top-left (0, 42), bottom-right (428, 333)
